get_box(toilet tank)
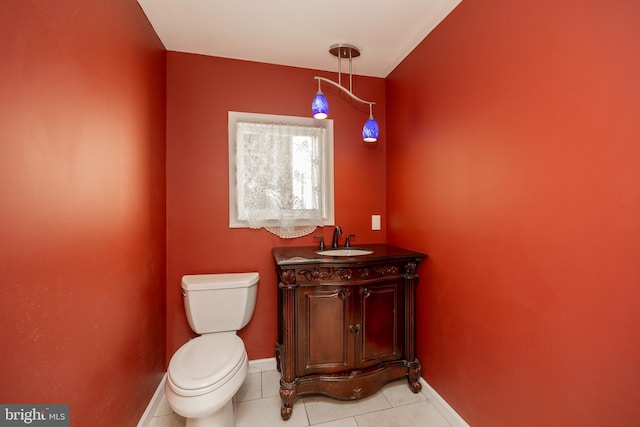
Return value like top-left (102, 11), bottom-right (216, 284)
top-left (181, 272), bottom-right (259, 334)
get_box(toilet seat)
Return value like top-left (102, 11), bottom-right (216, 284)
top-left (167, 333), bottom-right (247, 397)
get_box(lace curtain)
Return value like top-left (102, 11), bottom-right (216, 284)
top-left (235, 120), bottom-right (327, 238)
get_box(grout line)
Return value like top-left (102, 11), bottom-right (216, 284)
top-left (301, 395), bottom-right (311, 427)
top-left (380, 385), bottom-right (393, 408)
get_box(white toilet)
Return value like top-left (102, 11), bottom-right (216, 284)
top-left (165, 272), bottom-right (259, 427)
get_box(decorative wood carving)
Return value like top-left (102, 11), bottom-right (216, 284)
top-left (298, 267), bottom-right (353, 282)
top-left (298, 263), bottom-right (406, 283)
top-left (404, 262), bottom-right (417, 279)
top-left (357, 263), bottom-right (401, 280)
top-left (279, 269), bottom-right (297, 287)
top-left (407, 359), bottom-right (423, 393)
top-left (279, 386), bottom-right (296, 421)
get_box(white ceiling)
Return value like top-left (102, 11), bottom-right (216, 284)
top-left (137, 0), bottom-right (461, 78)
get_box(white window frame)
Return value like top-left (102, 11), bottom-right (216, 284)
top-left (228, 111), bottom-right (335, 229)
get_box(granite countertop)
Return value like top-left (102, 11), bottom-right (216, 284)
top-left (272, 243), bottom-right (426, 266)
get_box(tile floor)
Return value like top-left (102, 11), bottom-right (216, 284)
top-left (149, 364), bottom-right (452, 427)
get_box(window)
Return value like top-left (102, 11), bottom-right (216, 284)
top-left (228, 112), bottom-right (334, 238)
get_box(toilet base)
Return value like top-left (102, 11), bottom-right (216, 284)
top-left (165, 335), bottom-right (249, 427)
top-left (185, 400), bottom-right (233, 427)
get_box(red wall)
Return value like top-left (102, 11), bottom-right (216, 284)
top-left (0, 2), bottom-right (166, 426)
top-left (166, 52), bottom-right (386, 361)
top-left (386, 0), bottom-right (640, 426)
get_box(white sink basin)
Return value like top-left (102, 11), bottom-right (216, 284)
top-left (316, 248), bottom-right (374, 257)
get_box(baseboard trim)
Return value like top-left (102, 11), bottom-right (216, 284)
top-left (248, 357), bottom-right (277, 372)
top-left (420, 378), bottom-right (470, 427)
top-left (137, 374), bottom-right (167, 427)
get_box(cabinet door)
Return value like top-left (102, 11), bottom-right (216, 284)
top-left (297, 286), bottom-right (354, 376)
top-left (356, 281), bottom-right (404, 368)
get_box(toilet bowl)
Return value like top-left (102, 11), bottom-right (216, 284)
top-left (165, 273), bottom-right (259, 427)
top-left (166, 333), bottom-right (248, 426)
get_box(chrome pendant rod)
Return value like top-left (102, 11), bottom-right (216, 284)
top-left (313, 76), bottom-right (375, 107)
top-left (348, 50), bottom-right (353, 93)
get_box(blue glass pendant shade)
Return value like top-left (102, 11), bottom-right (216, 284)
top-left (362, 117), bottom-right (379, 142)
top-left (312, 92), bottom-right (329, 119)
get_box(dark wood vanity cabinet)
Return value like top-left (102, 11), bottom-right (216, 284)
top-left (273, 245), bottom-right (426, 420)
top-left (298, 280), bottom-right (403, 376)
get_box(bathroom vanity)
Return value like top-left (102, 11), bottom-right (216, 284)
top-left (272, 244), bottom-right (426, 420)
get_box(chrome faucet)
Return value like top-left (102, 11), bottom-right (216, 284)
top-left (332, 226), bottom-right (342, 248)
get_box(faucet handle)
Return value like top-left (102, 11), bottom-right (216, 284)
top-left (314, 235), bottom-right (325, 250)
top-left (345, 234), bottom-right (355, 248)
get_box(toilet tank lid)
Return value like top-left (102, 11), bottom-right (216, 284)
top-left (181, 272), bottom-right (259, 291)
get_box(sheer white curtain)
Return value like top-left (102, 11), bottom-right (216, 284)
top-left (235, 120), bottom-right (327, 238)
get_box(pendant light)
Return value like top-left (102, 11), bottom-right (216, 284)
top-left (362, 104), bottom-right (379, 143)
top-left (311, 44), bottom-right (379, 143)
top-left (312, 80), bottom-right (328, 119)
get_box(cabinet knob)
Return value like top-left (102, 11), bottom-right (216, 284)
top-left (337, 289), bottom-right (350, 299)
top-left (349, 324), bottom-right (361, 335)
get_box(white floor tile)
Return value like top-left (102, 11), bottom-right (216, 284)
top-left (236, 396), bottom-right (309, 427)
top-left (311, 418), bottom-right (359, 427)
top-left (262, 370), bottom-right (282, 398)
top-left (381, 380), bottom-right (427, 407)
top-left (355, 401), bottom-right (451, 427)
top-left (237, 371), bottom-right (262, 402)
top-left (149, 413), bottom-right (185, 427)
top-left (303, 393), bottom-right (391, 425)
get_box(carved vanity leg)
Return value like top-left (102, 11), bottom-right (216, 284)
top-left (279, 384), bottom-right (296, 420)
top-left (278, 271), bottom-right (299, 420)
top-left (407, 359), bottom-right (423, 393)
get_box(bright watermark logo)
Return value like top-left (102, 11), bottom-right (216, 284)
top-left (0, 405), bottom-right (68, 426)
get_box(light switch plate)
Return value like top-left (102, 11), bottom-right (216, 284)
top-left (372, 215), bottom-right (381, 230)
